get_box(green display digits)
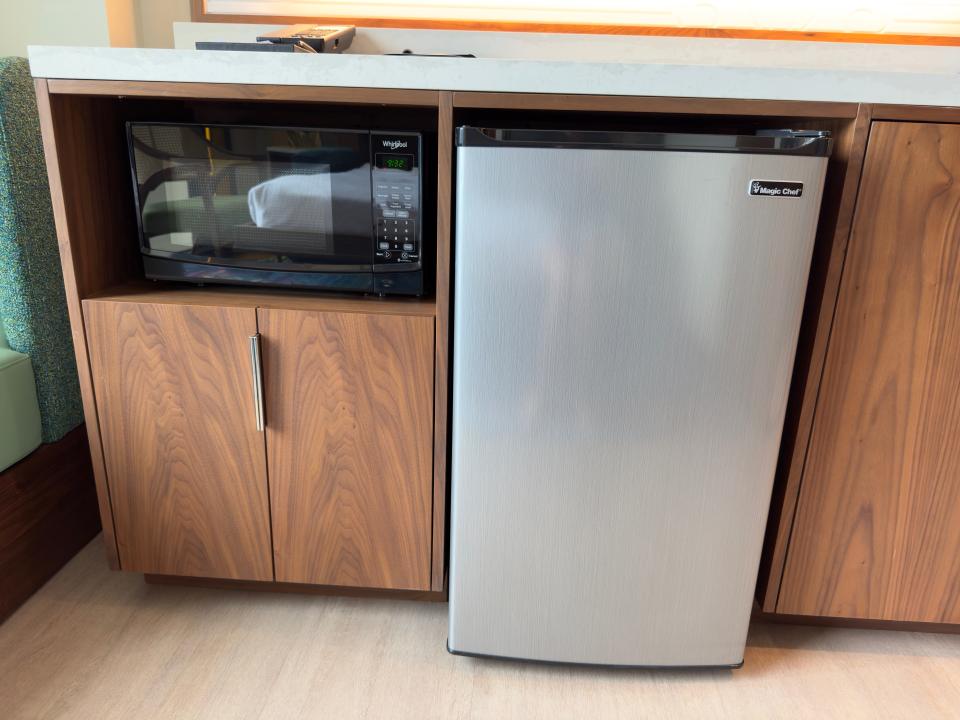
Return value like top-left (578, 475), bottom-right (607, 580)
top-left (378, 153), bottom-right (413, 170)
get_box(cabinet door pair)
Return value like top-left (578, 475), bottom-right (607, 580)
top-left (84, 302), bottom-right (434, 591)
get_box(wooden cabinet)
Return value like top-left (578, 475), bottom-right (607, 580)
top-left (84, 295), bottom-right (436, 590)
top-left (83, 300), bottom-right (273, 581)
top-left (777, 122), bottom-right (960, 623)
top-left (261, 309), bottom-right (434, 590)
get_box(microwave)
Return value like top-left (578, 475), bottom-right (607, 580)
top-left (127, 122), bottom-right (427, 296)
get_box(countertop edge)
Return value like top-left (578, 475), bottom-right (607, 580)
top-left (26, 45), bottom-right (960, 108)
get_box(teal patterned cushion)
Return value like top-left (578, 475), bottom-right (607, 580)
top-left (0, 57), bottom-right (83, 443)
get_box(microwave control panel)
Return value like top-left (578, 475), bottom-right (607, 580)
top-left (372, 132), bottom-right (422, 268)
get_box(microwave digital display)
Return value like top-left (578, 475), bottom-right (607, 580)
top-left (376, 153), bottom-right (414, 171)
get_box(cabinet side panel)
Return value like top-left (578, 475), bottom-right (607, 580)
top-left (758, 108), bottom-right (873, 611)
top-left (779, 121), bottom-right (960, 622)
top-left (431, 90), bottom-right (453, 591)
top-left (34, 81), bottom-right (125, 568)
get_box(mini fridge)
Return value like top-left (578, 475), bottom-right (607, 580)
top-left (448, 126), bottom-right (831, 667)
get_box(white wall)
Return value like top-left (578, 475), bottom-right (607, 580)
top-left (0, 0), bottom-right (111, 57)
top-left (0, 0), bottom-right (190, 57)
top-left (106, 0), bottom-right (138, 48)
top-left (135, 0), bottom-right (191, 49)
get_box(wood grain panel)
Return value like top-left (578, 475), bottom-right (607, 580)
top-left (756, 108), bottom-right (873, 611)
top-left (453, 92), bottom-right (858, 119)
top-left (36, 88), bottom-right (140, 297)
top-left (46, 79), bottom-right (439, 107)
top-left (430, 91), bottom-right (453, 591)
top-left (0, 426), bottom-right (100, 622)
top-left (34, 79), bottom-right (131, 569)
top-left (83, 300), bottom-right (273, 581)
top-left (778, 121), bottom-right (960, 622)
top-left (89, 282), bottom-right (436, 316)
top-left (870, 104), bottom-right (960, 123)
top-left (261, 308), bottom-right (434, 590)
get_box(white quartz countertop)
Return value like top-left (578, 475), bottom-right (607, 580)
top-left (27, 25), bottom-right (960, 107)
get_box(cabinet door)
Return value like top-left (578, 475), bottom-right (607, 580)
top-left (260, 308), bottom-right (434, 590)
top-left (84, 300), bottom-right (273, 581)
top-left (778, 122), bottom-right (960, 622)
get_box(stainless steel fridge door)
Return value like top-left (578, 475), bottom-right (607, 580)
top-left (449, 140), bottom-right (828, 667)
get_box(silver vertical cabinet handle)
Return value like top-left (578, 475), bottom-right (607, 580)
top-left (248, 333), bottom-right (265, 432)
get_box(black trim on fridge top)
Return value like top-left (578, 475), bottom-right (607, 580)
top-left (457, 126), bottom-right (833, 156)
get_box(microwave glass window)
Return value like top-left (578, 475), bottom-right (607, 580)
top-left (129, 124), bottom-right (373, 269)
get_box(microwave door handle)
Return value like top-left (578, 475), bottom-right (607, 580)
top-left (248, 333), bottom-right (265, 432)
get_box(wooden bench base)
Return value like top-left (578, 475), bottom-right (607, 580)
top-left (0, 425), bottom-right (100, 623)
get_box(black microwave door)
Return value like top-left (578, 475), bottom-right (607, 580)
top-left (128, 123), bottom-right (374, 272)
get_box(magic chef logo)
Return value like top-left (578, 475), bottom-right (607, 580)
top-left (382, 139), bottom-right (409, 150)
top-left (749, 179), bottom-right (804, 198)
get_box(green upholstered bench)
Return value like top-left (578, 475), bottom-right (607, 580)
top-left (0, 59), bottom-right (99, 622)
top-left (0, 319), bottom-right (42, 469)
top-left (0, 56), bottom-right (83, 468)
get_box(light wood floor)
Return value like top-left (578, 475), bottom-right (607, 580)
top-left (2, 538), bottom-right (959, 720)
